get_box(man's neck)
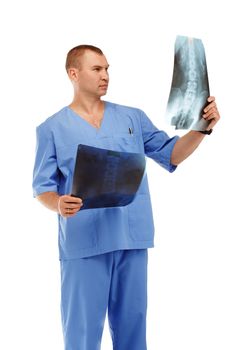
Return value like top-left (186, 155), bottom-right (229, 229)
top-left (70, 95), bottom-right (104, 116)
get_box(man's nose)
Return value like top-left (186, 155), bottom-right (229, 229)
top-left (101, 70), bottom-right (109, 80)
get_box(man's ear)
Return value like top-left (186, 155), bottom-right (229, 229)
top-left (68, 68), bottom-right (79, 82)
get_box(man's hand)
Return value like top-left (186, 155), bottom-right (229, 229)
top-left (171, 96), bottom-right (221, 165)
top-left (58, 195), bottom-right (83, 218)
top-left (36, 192), bottom-right (83, 218)
top-left (202, 96), bottom-right (220, 130)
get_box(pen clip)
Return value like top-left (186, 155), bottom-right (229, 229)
top-left (129, 127), bottom-right (133, 135)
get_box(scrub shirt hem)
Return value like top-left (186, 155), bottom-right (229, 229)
top-left (59, 241), bottom-right (154, 260)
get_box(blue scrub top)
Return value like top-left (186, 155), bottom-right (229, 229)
top-left (33, 101), bottom-right (179, 259)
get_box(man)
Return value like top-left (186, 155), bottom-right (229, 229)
top-left (32, 45), bottom-right (220, 350)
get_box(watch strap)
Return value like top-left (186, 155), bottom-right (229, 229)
top-left (199, 129), bottom-right (213, 135)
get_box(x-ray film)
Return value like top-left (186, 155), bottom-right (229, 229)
top-left (71, 144), bottom-right (146, 210)
top-left (165, 35), bottom-right (210, 131)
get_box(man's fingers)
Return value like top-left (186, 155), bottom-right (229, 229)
top-left (63, 195), bottom-right (83, 204)
top-left (58, 195), bottom-right (83, 217)
top-left (203, 101), bottom-right (216, 114)
top-left (61, 206), bottom-right (83, 217)
top-left (207, 96), bottom-right (215, 103)
top-left (65, 202), bottom-right (83, 209)
top-left (203, 108), bottom-right (218, 120)
top-left (63, 203), bottom-right (83, 211)
top-left (65, 206), bottom-right (82, 214)
top-left (202, 96), bottom-right (220, 128)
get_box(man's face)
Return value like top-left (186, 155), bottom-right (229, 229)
top-left (76, 50), bottom-right (109, 97)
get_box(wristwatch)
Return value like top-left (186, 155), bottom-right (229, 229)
top-left (199, 129), bottom-right (213, 135)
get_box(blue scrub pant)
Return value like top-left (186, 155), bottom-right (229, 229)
top-left (60, 249), bottom-right (148, 350)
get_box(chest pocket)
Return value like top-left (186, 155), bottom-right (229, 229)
top-left (113, 132), bottom-right (140, 153)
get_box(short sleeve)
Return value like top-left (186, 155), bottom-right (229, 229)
top-left (32, 125), bottom-right (60, 196)
top-left (139, 110), bottom-right (179, 172)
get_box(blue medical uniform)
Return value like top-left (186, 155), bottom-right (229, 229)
top-left (33, 101), bottom-right (178, 349)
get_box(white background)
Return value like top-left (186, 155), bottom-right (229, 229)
top-left (0, 0), bottom-right (232, 349)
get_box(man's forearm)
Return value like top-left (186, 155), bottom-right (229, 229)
top-left (171, 130), bottom-right (206, 165)
top-left (37, 191), bottom-right (60, 213)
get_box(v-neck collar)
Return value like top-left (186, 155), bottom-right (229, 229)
top-left (66, 101), bottom-right (108, 133)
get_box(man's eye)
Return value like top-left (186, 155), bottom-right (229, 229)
top-left (94, 68), bottom-right (100, 71)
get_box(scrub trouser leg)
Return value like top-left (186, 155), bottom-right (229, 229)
top-left (60, 249), bottom-right (148, 350)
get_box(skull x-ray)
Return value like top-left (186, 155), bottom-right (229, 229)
top-left (165, 35), bottom-right (210, 131)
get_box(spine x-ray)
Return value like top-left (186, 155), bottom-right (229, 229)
top-left (71, 144), bottom-right (146, 210)
top-left (165, 35), bottom-right (210, 131)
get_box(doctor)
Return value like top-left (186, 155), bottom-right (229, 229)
top-left (33, 45), bottom-right (220, 350)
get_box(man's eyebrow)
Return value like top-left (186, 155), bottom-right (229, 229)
top-left (92, 64), bottom-right (110, 69)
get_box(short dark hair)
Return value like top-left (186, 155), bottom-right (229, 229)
top-left (65, 45), bottom-right (103, 72)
